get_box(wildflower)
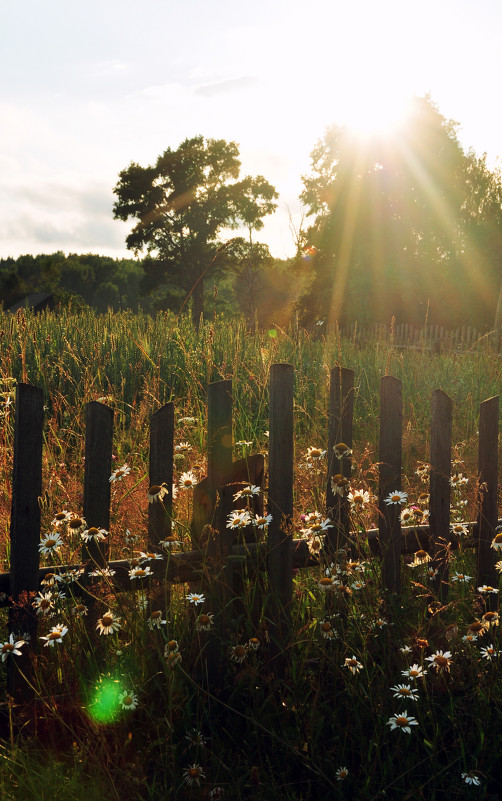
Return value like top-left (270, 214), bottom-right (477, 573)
top-left (32, 592), bottom-right (55, 616)
top-left (451, 523), bottom-right (469, 537)
top-left (319, 620), bottom-right (336, 639)
top-left (196, 613), bottom-right (214, 632)
top-left (318, 576), bottom-right (340, 591)
top-left (125, 528), bottom-right (141, 544)
top-left (159, 536), bottom-right (182, 550)
top-left (96, 610), bottom-right (121, 635)
top-left (306, 446), bottom-right (326, 460)
top-left (135, 591), bottom-right (149, 610)
top-left (480, 644), bottom-right (498, 660)
top-left (147, 611), bottom-right (167, 629)
top-left (372, 617), bottom-right (388, 630)
top-left (417, 492), bottom-right (429, 506)
top-left (233, 484), bottom-right (261, 502)
top-left (302, 515), bottom-right (332, 535)
top-left (147, 483), bottom-right (169, 503)
top-left (230, 644), bottom-right (248, 663)
top-left (495, 560), bottom-right (502, 574)
top-left (478, 584), bottom-right (499, 594)
top-left (343, 656), bottom-right (363, 675)
top-left (119, 690), bottom-right (138, 711)
top-left (462, 633), bottom-right (478, 643)
top-left (51, 510), bottom-right (71, 527)
top-left (336, 767), bottom-right (349, 781)
top-left (67, 516), bottom-right (86, 536)
top-left (185, 729), bottom-right (207, 747)
top-left (384, 490), bottom-right (408, 505)
top-left (351, 579), bottom-right (365, 591)
top-left (89, 566), bottom-right (116, 578)
top-left (400, 507), bottom-right (415, 524)
top-left (175, 441), bottom-right (192, 453)
top-left (331, 474), bottom-right (350, 496)
top-left (72, 603), bottom-right (88, 617)
top-left (40, 624), bottom-right (68, 647)
top-left (450, 473), bottom-right (468, 487)
top-left (226, 510), bottom-right (252, 530)
top-left (187, 592), bottom-right (205, 606)
top-left (179, 471), bottom-right (198, 489)
top-left (399, 645), bottom-right (412, 655)
top-left (138, 551), bottom-right (164, 562)
top-left (183, 764), bottom-right (205, 787)
top-left (236, 439), bottom-right (253, 447)
top-left (481, 611), bottom-right (499, 629)
top-left (333, 442), bottom-right (352, 459)
top-left (415, 462), bottom-right (430, 480)
top-left (425, 650), bottom-right (452, 673)
top-left (57, 567), bottom-right (85, 584)
top-left (81, 526), bottom-right (108, 543)
top-left (491, 530), bottom-right (502, 550)
top-left (179, 416), bottom-right (197, 425)
top-left (38, 532), bottom-right (63, 556)
top-left (247, 637), bottom-right (260, 650)
top-left (461, 771), bottom-right (481, 786)
top-left (109, 464), bottom-right (131, 482)
top-left (387, 711), bottom-right (418, 734)
top-left (1, 634), bottom-right (25, 662)
top-left (253, 513), bottom-right (272, 529)
top-left (466, 621), bottom-right (485, 636)
top-left (348, 488), bottom-right (371, 509)
top-left (409, 549), bottom-right (431, 567)
top-left (401, 664), bottom-right (427, 680)
top-left (451, 572), bottom-right (472, 583)
top-left (41, 572), bottom-right (57, 587)
top-left (390, 684), bottom-right (419, 701)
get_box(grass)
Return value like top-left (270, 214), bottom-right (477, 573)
top-left (0, 308), bottom-right (501, 799)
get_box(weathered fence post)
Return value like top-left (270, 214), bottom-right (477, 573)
top-left (429, 389), bottom-right (452, 601)
top-left (148, 403), bottom-right (174, 548)
top-left (267, 364), bottom-right (294, 675)
top-left (477, 396), bottom-right (499, 605)
top-left (326, 367), bottom-right (355, 556)
top-left (82, 401), bottom-right (113, 568)
top-left (379, 376), bottom-right (403, 595)
top-left (8, 383), bottom-right (44, 700)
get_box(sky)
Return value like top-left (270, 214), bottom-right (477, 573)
top-left (2, 0), bottom-right (502, 261)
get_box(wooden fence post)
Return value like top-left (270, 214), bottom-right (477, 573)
top-left (267, 364), bottom-right (294, 675)
top-left (477, 396), bottom-right (499, 603)
top-left (8, 384), bottom-right (44, 700)
top-left (379, 376), bottom-right (403, 595)
top-left (326, 367), bottom-right (355, 556)
top-left (207, 380), bottom-right (233, 518)
top-left (82, 401), bottom-right (113, 568)
top-left (429, 390), bottom-right (452, 601)
top-left (148, 403), bottom-right (174, 548)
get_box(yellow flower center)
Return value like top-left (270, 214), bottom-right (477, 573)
top-left (149, 485), bottom-right (161, 495)
top-left (396, 716), bottom-right (408, 727)
top-left (101, 615), bottom-right (113, 627)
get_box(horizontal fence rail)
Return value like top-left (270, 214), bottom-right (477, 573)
top-left (2, 369), bottom-right (500, 701)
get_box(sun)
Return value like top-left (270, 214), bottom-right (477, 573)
top-left (336, 82), bottom-right (411, 139)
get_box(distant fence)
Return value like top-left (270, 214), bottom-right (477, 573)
top-left (2, 367), bottom-right (500, 701)
top-left (338, 322), bottom-right (500, 352)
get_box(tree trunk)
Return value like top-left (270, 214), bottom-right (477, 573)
top-left (493, 274), bottom-right (502, 352)
top-left (191, 279), bottom-right (204, 329)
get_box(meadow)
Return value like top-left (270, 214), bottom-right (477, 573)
top-left (0, 307), bottom-right (501, 800)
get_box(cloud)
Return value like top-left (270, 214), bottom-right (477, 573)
top-left (193, 76), bottom-right (260, 97)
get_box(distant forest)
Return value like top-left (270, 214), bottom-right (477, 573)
top-left (2, 97), bottom-right (502, 332)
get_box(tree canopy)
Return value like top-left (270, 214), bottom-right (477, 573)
top-left (297, 95), bottom-right (502, 330)
top-left (113, 136), bottom-right (278, 322)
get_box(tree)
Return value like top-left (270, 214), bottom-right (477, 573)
top-left (113, 136), bottom-right (278, 323)
top-left (298, 96), bottom-right (502, 330)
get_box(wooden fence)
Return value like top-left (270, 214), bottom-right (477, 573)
top-left (1, 366), bottom-right (500, 701)
top-left (338, 322), bottom-right (500, 352)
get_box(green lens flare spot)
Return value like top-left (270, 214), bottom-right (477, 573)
top-left (87, 676), bottom-right (123, 724)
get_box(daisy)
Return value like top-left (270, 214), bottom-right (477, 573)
top-left (253, 513), bottom-right (273, 529)
top-left (233, 484), bottom-right (261, 502)
top-left (491, 531), bottom-right (502, 550)
top-left (399, 645), bottom-right (412, 655)
top-left (348, 489), bottom-right (371, 509)
top-left (183, 764), bottom-right (205, 787)
top-left (409, 550), bottom-right (431, 567)
top-left (81, 526), bottom-right (108, 543)
top-left (40, 624), bottom-right (68, 647)
top-left (451, 572), bottom-right (472, 583)
top-left (138, 551), bottom-right (164, 561)
top-left (451, 523), bottom-right (469, 537)
top-left (147, 483), bottom-right (169, 503)
top-left (478, 585), bottom-right (499, 594)
top-left (351, 580), bottom-right (366, 591)
top-left (230, 644), bottom-right (248, 663)
top-left (247, 637), bottom-right (260, 651)
top-left (401, 664), bottom-right (427, 680)
top-left (343, 656), bottom-right (363, 675)
top-left (165, 639), bottom-right (179, 656)
top-left (319, 620), bottom-right (336, 639)
top-left (187, 592), bottom-right (205, 606)
top-left (226, 510), bottom-right (252, 530)
top-left (96, 610), bottom-right (121, 635)
top-left (495, 561), bottom-right (502, 574)
top-left (387, 711), bottom-right (418, 734)
top-left (38, 532), bottom-right (63, 556)
top-left (196, 613), bottom-right (214, 632)
top-left (306, 446), bottom-right (327, 460)
top-left (480, 644), bottom-right (498, 660)
top-left (461, 771), bottom-right (481, 786)
top-left (119, 690), bottom-right (138, 711)
top-left (129, 565), bottom-right (153, 580)
top-left (331, 474), bottom-right (350, 496)
top-left (450, 473), bottom-right (468, 487)
top-left (179, 471), bottom-right (198, 490)
top-left (415, 463), bottom-right (430, 480)
top-left (1, 634), bottom-right (25, 662)
top-left (333, 442), bottom-right (352, 459)
top-left (236, 439), bottom-right (253, 447)
top-left (466, 621), bottom-right (485, 636)
top-left (51, 510), bottom-right (71, 528)
top-left (72, 603), bottom-right (88, 617)
top-left (109, 464), bottom-right (131, 482)
top-left (175, 441), bottom-right (192, 453)
top-left (336, 767), bottom-right (349, 781)
top-left (425, 650), bottom-right (452, 673)
top-left (318, 576), bottom-right (340, 592)
top-left (384, 490), bottom-right (408, 506)
top-left (67, 516), bottom-right (86, 536)
top-left (32, 592), bottom-right (55, 616)
top-left (89, 566), bottom-right (116, 578)
top-left (462, 633), bottom-right (478, 643)
top-left (390, 684), bottom-right (419, 702)
top-left (481, 611), bottom-right (499, 629)
top-left (159, 537), bottom-right (182, 550)
top-left (147, 611), bottom-right (167, 630)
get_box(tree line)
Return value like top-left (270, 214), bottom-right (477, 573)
top-left (2, 96), bottom-right (502, 332)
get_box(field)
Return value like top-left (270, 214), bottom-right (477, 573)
top-left (0, 307), bottom-right (501, 800)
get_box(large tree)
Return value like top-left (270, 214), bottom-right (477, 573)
top-left (113, 136), bottom-right (278, 323)
top-left (298, 96), bottom-right (502, 331)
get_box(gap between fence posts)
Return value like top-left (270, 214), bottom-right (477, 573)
top-left (477, 395), bottom-right (499, 606)
top-left (82, 401), bottom-right (113, 569)
top-left (378, 376), bottom-right (403, 595)
top-left (148, 402), bottom-right (174, 548)
top-left (326, 367), bottom-right (355, 557)
top-left (429, 389), bottom-right (452, 602)
top-left (267, 363), bottom-right (294, 676)
top-left (8, 383), bottom-right (44, 701)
